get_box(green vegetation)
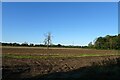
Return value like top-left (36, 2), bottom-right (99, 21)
top-left (93, 34), bottom-right (120, 50)
top-left (1, 34), bottom-right (120, 50)
top-left (3, 53), bottom-right (120, 59)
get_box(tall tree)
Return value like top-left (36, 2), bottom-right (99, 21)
top-left (44, 32), bottom-right (52, 49)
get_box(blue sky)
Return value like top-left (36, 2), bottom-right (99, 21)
top-left (2, 2), bottom-right (118, 46)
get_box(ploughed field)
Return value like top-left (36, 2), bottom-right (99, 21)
top-left (2, 47), bottom-right (120, 80)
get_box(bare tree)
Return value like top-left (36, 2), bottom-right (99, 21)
top-left (44, 32), bottom-right (52, 49)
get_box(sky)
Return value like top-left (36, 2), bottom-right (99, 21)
top-left (118, 2), bottom-right (120, 34)
top-left (0, 2), bottom-right (2, 42)
top-left (2, 2), bottom-right (118, 46)
top-left (2, 0), bottom-right (120, 2)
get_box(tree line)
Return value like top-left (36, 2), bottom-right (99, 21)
top-left (88, 34), bottom-right (120, 50)
top-left (1, 34), bottom-right (120, 50)
top-left (1, 42), bottom-right (88, 48)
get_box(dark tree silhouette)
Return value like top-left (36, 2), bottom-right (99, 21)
top-left (44, 32), bottom-right (52, 49)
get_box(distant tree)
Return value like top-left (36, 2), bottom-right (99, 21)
top-left (30, 43), bottom-right (34, 47)
top-left (118, 34), bottom-right (120, 49)
top-left (57, 44), bottom-right (62, 47)
top-left (94, 37), bottom-right (103, 49)
top-left (112, 36), bottom-right (118, 49)
top-left (21, 42), bottom-right (28, 46)
top-left (44, 32), bottom-right (52, 49)
top-left (93, 34), bottom-right (120, 50)
top-left (88, 42), bottom-right (93, 48)
top-left (13, 43), bottom-right (20, 46)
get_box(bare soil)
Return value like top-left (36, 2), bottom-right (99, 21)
top-left (2, 47), bottom-right (120, 80)
top-left (2, 47), bottom-right (118, 55)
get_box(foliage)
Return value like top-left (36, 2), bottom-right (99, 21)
top-left (94, 34), bottom-right (120, 50)
top-left (1, 34), bottom-right (120, 50)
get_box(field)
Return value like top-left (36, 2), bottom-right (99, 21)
top-left (2, 46), bottom-right (120, 80)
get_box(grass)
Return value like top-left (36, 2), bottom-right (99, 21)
top-left (3, 53), bottom-right (120, 59)
top-left (78, 53), bottom-right (119, 57)
top-left (3, 46), bottom-right (119, 59)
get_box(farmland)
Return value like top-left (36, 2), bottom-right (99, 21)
top-left (2, 46), bottom-right (120, 80)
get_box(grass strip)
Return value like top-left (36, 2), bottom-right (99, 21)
top-left (3, 53), bottom-right (120, 59)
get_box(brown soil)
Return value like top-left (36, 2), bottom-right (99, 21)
top-left (2, 47), bottom-right (120, 79)
top-left (2, 47), bottom-right (118, 55)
